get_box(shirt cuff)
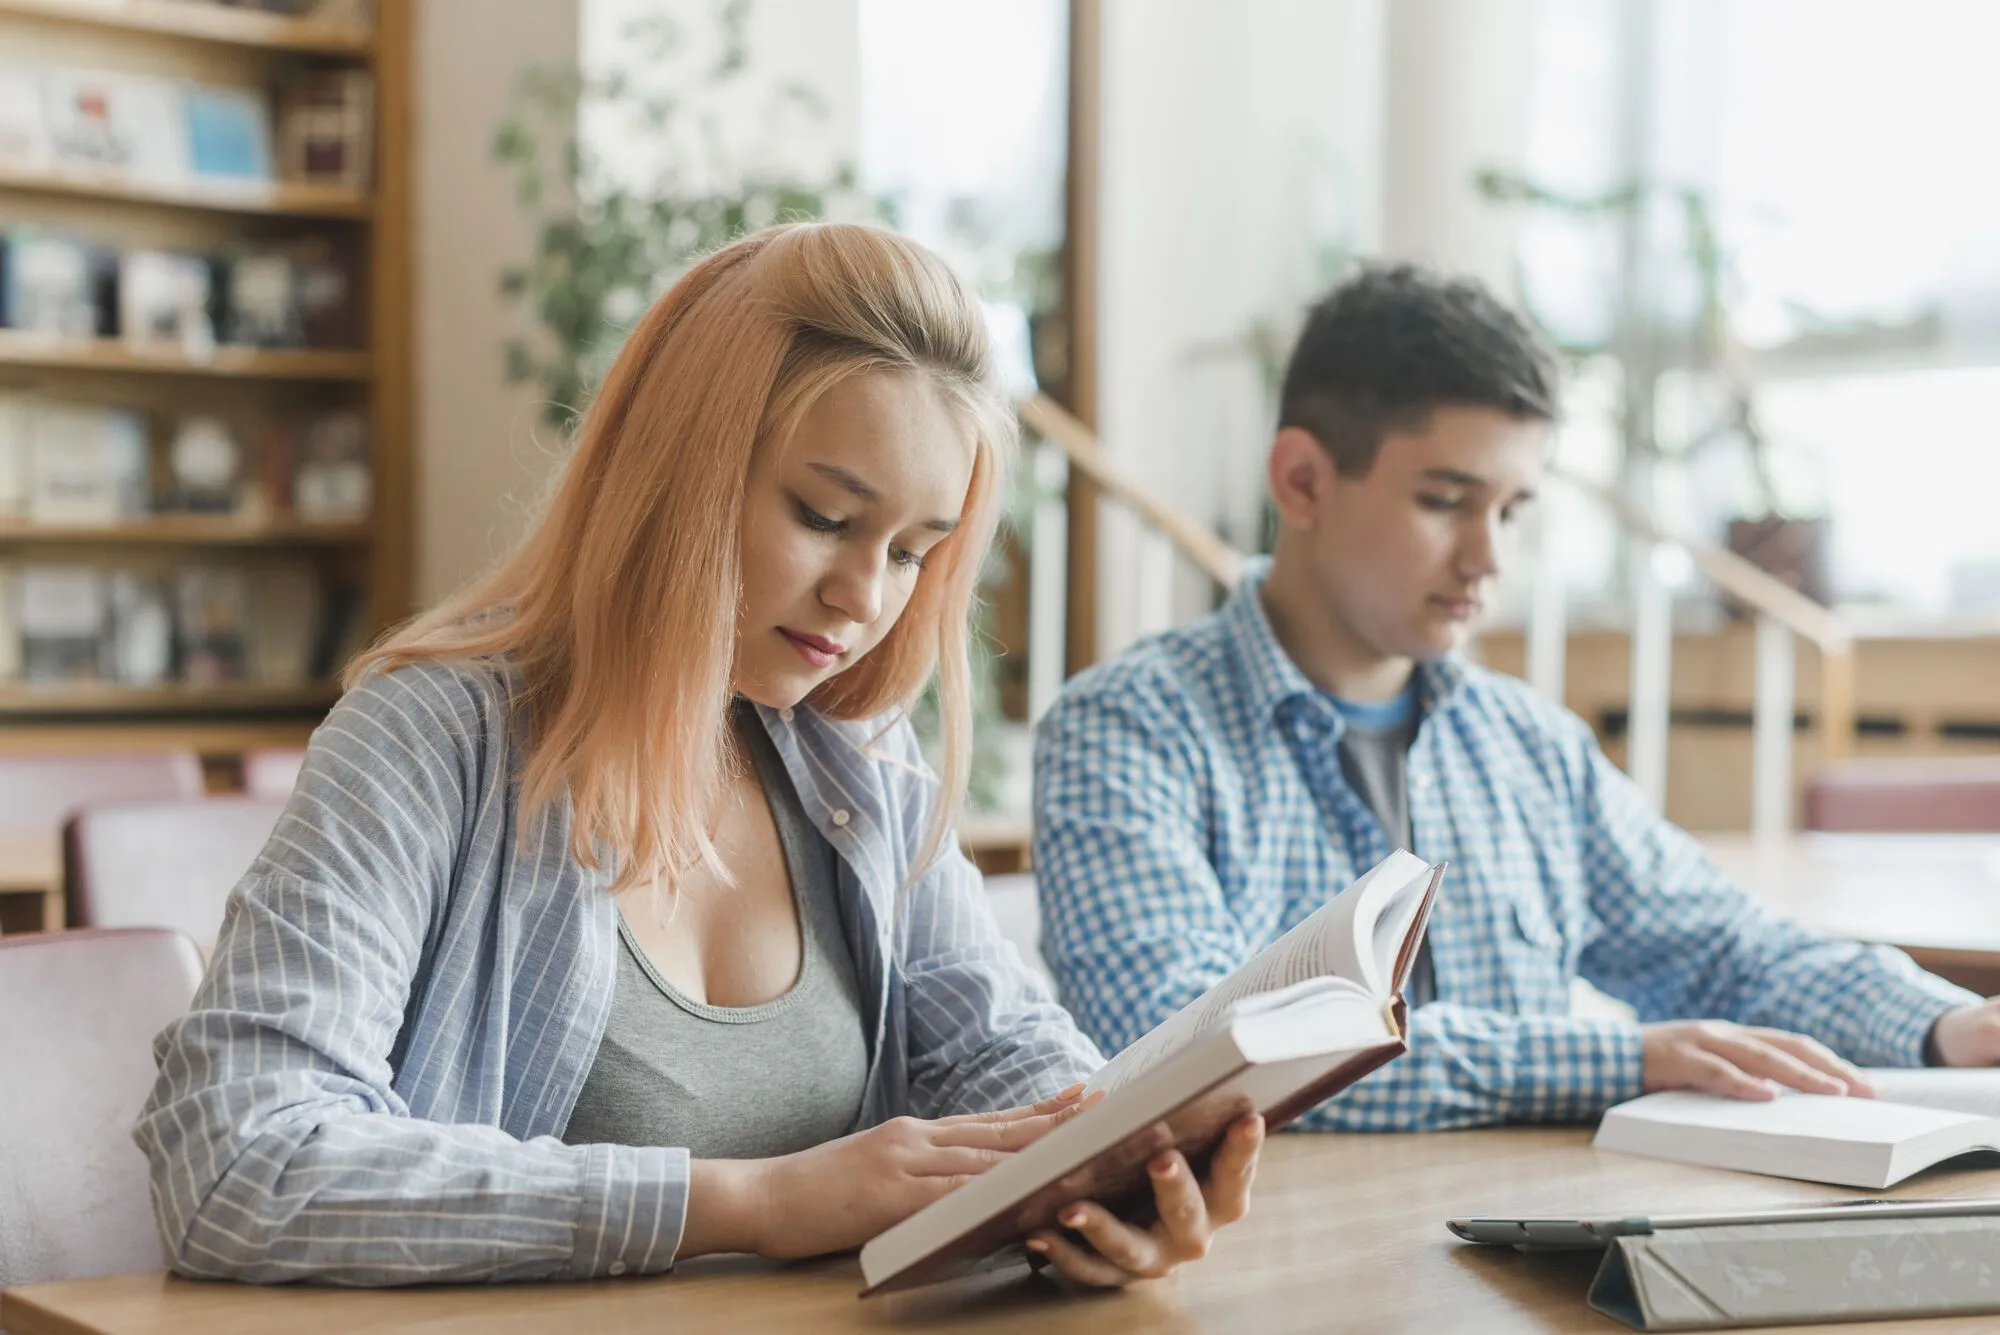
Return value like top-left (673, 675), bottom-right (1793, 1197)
top-left (566, 1143), bottom-right (688, 1279)
top-left (1506, 1014), bottom-right (1646, 1122)
top-left (1856, 967), bottom-right (1979, 1068)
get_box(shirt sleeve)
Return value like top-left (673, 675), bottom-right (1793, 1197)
top-left (1569, 720), bottom-right (1977, 1067)
top-left (872, 720), bottom-right (1103, 1119)
top-left (1033, 678), bottom-right (1250, 1060)
top-left (133, 666), bottom-right (685, 1286)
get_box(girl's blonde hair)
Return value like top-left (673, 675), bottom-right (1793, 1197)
top-left (351, 223), bottom-right (1013, 893)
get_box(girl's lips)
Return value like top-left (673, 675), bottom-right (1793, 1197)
top-left (780, 629), bottom-right (843, 667)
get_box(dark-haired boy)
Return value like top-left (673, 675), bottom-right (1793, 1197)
top-left (1033, 265), bottom-right (2000, 1131)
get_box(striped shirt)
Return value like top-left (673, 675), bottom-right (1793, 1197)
top-left (135, 661), bottom-right (1100, 1285)
top-left (1033, 558), bottom-right (1976, 1131)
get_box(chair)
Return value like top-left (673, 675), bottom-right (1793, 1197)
top-left (64, 797), bottom-right (288, 951)
top-left (0, 752), bottom-right (203, 837)
top-left (240, 747), bottom-right (307, 799)
top-left (0, 927), bottom-right (204, 1288)
top-left (1805, 756), bottom-right (2000, 833)
top-left (984, 872), bottom-right (1054, 986)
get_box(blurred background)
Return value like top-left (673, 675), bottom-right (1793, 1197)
top-left (4, 0), bottom-right (2000, 934)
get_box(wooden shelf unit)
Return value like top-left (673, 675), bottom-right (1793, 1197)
top-left (0, 516), bottom-right (371, 546)
top-left (0, 162), bottom-right (374, 219)
top-left (0, 333), bottom-right (373, 380)
top-left (0, 0), bottom-right (411, 769)
top-left (0, 681), bottom-right (341, 716)
top-left (0, 0), bottom-right (373, 55)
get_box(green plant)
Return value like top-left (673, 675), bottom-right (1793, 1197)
top-left (492, 0), bottom-right (879, 433)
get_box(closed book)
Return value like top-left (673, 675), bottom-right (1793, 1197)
top-left (858, 849), bottom-right (1447, 1295)
top-left (41, 68), bottom-right (187, 183)
top-left (184, 83), bottom-right (273, 182)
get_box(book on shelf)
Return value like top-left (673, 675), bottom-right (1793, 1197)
top-left (17, 564), bottom-right (107, 683)
top-left (0, 564), bottom-right (18, 681)
top-left (0, 391), bottom-right (27, 515)
top-left (248, 562), bottom-right (321, 683)
top-left (0, 63), bottom-right (49, 172)
top-left (276, 67), bottom-right (373, 191)
top-left (857, 848), bottom-right (1448, 1296)
top-left (41, 67), bottom-right (188, 184)
top-left (119, 249), bottom-right (217, 352)
top-left (107, 570), bottom-right (172, 686)
top-left (0, 227), bottom-right (118, 338)
top-left (25, 399), bottom-right (149, 524)
top-left (292, 409), bottom-right (369, 518)
top-left (175, 565), bottom-right (251, 684)
top-left (1594, 1068), bottom-right (2000, 1190)
top-left (183, 82), bottom-right (274, 182)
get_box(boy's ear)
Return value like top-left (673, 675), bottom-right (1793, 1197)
top-left (1268, 427), bottom-right (1333, 531)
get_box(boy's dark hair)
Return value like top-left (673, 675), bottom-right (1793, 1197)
top-left (1278, 264), bottom-right (1559, 476)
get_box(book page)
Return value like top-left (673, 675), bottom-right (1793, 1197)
top-left (1866, 1069), bottom-right (2000, 1118)
top-left (1607, 1090), bottom-right (1980, 1144)
top-left (1086, 850), bottom-right (1430, 1097)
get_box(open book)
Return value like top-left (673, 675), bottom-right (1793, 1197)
top-left (859, 849), bottom-right (1446, 1295)
top-left (1593, 1070), bottom-right (2000, 1189)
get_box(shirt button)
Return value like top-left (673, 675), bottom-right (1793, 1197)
top-left (831, 808), bottom-right (850, 827)
top-left (1293, 718), bottom-right (1313, 741)
top-left (608, 1261), bottom-right (627, 1276)
top-left (778, 707), bottom-right (794, 723)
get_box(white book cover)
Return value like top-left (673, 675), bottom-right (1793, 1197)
top-left (42, 67), bottom-right (188, 183)
top-left (27, 402), bottom-right (149, 524)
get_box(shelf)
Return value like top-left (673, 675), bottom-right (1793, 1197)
top-left (0, 516), bottom-right (371, 546)
top-left (0, 163), bottom-right (373, 220)
top-left (0, 332), bottom-right (371, 380)
top-left (0, 680), bottom-right (340, 716)
top-left (0, 0), bottom-right (373, 55)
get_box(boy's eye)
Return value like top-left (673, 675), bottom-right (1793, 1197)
top-left (1415, 493), bottom-right (1464, 512)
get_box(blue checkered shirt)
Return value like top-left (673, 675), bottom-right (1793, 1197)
top-left (1033, 559), bottom-right (1976, 1131)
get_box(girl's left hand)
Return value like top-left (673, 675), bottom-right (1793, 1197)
top-left (1023, 1112), bottom-right (1264, 1287)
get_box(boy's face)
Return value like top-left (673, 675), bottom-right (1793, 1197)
top-left (1290, 406), bottom-right (1547, 665)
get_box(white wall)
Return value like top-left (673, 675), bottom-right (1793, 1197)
top-left (1094, 0), bottom-right (1385, 656)
top-left (412, 0), bottom-right (580, 605)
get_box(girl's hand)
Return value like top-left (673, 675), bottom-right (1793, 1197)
top-left (681, 1086), bottom-right (1087, 1261)
top-left (1024, 1112), bottom-right (1264, 1287)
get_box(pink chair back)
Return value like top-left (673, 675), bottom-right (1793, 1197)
top-left (64, 798), bottom-right (288, 950)
top-left (1806, 756), bottom-right (2000, 833)
top-left (240, 747), bottom-right (307, 799)
top-left (0, 928), bottom-right (203, 1287)
top-left (0, 752), bottom-right (204, 838)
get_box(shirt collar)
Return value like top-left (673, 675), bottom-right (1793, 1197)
top-left (1223, 557), bottom-right (1471, 731)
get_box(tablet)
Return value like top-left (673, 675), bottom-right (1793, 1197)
top-left (1447, 1196), bottom-right (2000, 1250)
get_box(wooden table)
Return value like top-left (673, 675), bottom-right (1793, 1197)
top-left (1705, 833), bottom-right (2000, 994)
top-left (0, 829), bottom-right (62, 933)
top-left (10, 1128), bottom-right (2000, 1334)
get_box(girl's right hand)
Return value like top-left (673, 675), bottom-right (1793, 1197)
top-left (681, 1085), bottom-right (1089, 1261)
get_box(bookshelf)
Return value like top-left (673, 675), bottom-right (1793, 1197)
top-left (0, 0), bottom-right (410, 769)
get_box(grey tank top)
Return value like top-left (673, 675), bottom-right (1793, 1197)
top-left (561, 709), bottom-right (870, 1159)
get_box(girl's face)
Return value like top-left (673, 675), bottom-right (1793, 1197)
top-left (733, 370), bottom-right (975, 709)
